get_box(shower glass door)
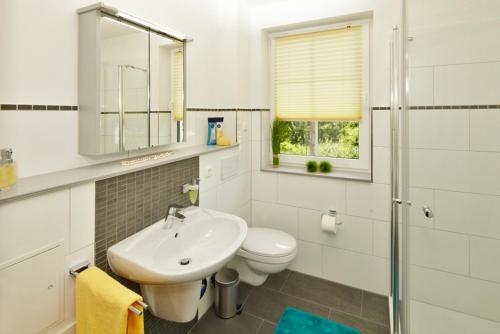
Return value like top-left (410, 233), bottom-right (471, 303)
top-left (402, 0), bottom-right (500, 333)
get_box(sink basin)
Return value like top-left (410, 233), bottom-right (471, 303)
top-left (108, 206), bottom-right (247, 284)
top-left (107, 206), bottom-right (247, 322)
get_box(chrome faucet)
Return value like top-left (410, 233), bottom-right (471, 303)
top-left (164, 204), bottom-right (186, 229)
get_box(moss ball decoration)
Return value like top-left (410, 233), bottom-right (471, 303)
top-left (306, 160), bottom-right (318, 173)
top-left (319, 161), bottom-right (333, 173)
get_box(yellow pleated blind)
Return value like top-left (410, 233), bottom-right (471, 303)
top-left (274, 25), bottom-right (363, 121)
top-left (173, 49), bottom-right (184, 121)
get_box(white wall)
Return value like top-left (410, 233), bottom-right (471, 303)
top-left (245, 0), bottom-right (399, 295)
top-left (198, 111), bottom-right (253, 224)
top-left (0, 0), bottom-right (251, 178)
top-left (406, 0), bottom-right (500, 332)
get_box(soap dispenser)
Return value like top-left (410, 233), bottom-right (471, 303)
top-left (0, 148), bottom-right (17, 191)
top-left (182, 177), bottom-right (200, 205)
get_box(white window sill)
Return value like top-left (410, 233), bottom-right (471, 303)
top-left (261, 164), bottom-right (372, 182)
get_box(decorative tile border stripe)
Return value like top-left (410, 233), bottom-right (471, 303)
top-left (100, 111), bottom-right (171, 115)
top-left (1, 104), bottom-right (78, 111)
top-left (1, 104), bottom-right (270, 112)
top-left (187, 107), bottom-right (270, 112)
top-left (373, 105), bottom-right (500, 110)
top-left (3, 103), bottom-right (498, 111)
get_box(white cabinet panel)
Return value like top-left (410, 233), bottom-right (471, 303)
top-left (0, 189), bottom-right (69, 266)
top-left (0, 246), bottom-right (64, 334)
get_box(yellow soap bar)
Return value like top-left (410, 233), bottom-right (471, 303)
top-left (217, 136), bottom-right (231, 146)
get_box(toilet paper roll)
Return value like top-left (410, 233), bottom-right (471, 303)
top-left (321, 214), bottom-right (337, 234)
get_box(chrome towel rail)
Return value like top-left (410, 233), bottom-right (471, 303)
top-left (69, 261), bottom-right (148, 316)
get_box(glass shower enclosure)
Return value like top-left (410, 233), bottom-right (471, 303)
top-left (392, 0), bottom-right (500, 333)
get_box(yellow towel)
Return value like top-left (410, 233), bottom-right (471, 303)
top-left (76, 267), bottom-right (144, 334)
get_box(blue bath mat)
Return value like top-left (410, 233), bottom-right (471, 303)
top-left (274, 307), bottom-right (360, 334)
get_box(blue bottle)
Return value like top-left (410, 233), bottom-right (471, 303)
top-left (207, 117), bottom-right (223, 145)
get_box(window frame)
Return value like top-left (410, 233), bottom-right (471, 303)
top-left (268, 19), bottom-right (372, 173)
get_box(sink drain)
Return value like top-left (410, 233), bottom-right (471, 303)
top-left (179, 258), bottom-right (191, 266)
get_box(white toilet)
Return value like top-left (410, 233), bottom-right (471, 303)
top-left (229, 227), bottom-right (297, 286)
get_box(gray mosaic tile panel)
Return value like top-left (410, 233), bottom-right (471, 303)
top-left (94, 157), bottom-right (199, 273)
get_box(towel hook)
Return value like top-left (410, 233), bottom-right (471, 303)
top-left (69, 261), bottom-right (148, 315)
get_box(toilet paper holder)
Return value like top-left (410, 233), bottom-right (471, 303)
top-left (322, 209), bottom-right (343, 225)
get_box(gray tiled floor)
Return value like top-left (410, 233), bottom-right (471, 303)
top-left (188, 270), bottom-right (390, 334)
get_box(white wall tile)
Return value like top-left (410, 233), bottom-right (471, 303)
top-left (199, 147), bottom-right (240, 193)
top-left (322, 246), bottom-right (390, 295)
top-left (410, 227), bottom-right (469, 275)
top-left (237, 111), bottom-right (252, 143)
top-left (470, 237), bottom-right (500, 283)
top-left (409, 187), bottom-right (434, 228)
top-left (346, 182), bottom-right (391, 221)
top-left (408, 16), bottom-right (500, 67)
top-left (69, 182), bottom-right (95, 253)
top-left (411, 266), bottom-right (500, 322)
top-left (252, 171), bottom-right (278, 203)
top-left (236, 201), bottom-right (252, 227)
top-left (251, 111), bottom-right (261, 141)
top-left (0, 189), bottom-right (69, 266)
top-left (410, 110), bottom-right (469, 150)
top-left (251, 140), bottom-right (261, 170)
top-left (373, 110), bottom-right (390, 148)
top-left (434, 62), bottom-right (500, 105)
top-left (251, 200), bottom-right (298, 237)
top-left (216, 172), bottom-right (251, 215)
top-left (199, 187), bottom-right (218, 210)
top-left (435, 190), bottom-right (500, 239)
top-left (409, 66), bottom-right (434, 106)
top-left (298, 209), bottom-right (373, 255)
top-left (289, 241), bottom-right (322, 278)
top-left (278, 173), bottom-right (346, 212)
top-left (199, 151), bottom-right (223, 192)
top-left (373, 221), bottom-right (390, 258)
top-left (470, 110), bottom-right (500, 152)
top-left (410, 300), bottom-right (500, 334)
top-left (373, 146), bottom-right (390, 184)
top-left (238, 141), bottom-right (252, 174)
top-left (410, 149), bottom-right (500, 196)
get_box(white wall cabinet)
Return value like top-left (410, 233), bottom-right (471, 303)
top-left (0, 246), bottom-right (64, 334)
top-left (0, 182), bottom-right (95, 334)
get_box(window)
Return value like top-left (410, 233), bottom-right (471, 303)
top-left (270, 21), bottom-right (371, 173)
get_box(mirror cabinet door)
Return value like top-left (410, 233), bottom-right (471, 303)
top-left (149, 32), bottom-right (185, 146)
top-left (100, 16), bottom-right (150, 153)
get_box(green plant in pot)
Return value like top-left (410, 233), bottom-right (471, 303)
top-left (319, 161), bottom-right (333, 173)
top-left (306, 160), bottom-right (318, 173)
top-left (271, 119), bottom-right (288, 167)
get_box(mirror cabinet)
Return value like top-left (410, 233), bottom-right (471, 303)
top-left (78, 4), bottom-right (188, 155)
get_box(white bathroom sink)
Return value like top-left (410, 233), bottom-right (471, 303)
top-left (107, 206), bottom-right (248, 284)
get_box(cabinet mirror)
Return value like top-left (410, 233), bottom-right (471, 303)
top-left (78, 5), bottom-right (187, 155)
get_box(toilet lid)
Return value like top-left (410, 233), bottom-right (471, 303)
top-left (241, 228), bottom-right (296, 257)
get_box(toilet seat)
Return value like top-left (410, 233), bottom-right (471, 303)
top-left (237, 248), bottom-right (297, 264)
top-left (238, 227), bottom-right (297, 263)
